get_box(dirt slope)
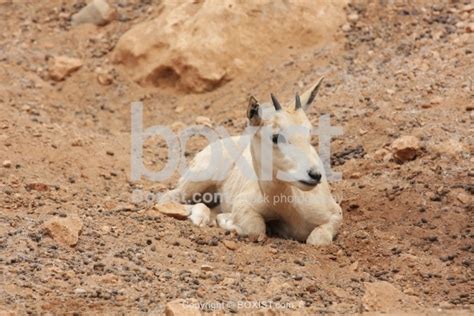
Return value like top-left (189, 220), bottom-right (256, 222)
top-left (0, 0), bottom-right (472, 314)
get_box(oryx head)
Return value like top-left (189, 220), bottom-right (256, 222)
top-left (247, 77), bottom-right (325, 191)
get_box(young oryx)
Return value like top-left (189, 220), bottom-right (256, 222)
top-left (160, 77), bottom-right (342, 246)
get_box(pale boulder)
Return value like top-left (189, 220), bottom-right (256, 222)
top-left (49, 56), bottom-right (83, 81)
top-left (44, 215), bottom-right (83, 247)
top-left (362, 281), bottom-right (416, 312)
top-left (154, 202), bottom-right (190, 220)
top-left (165, 299), bottom-right (201, 316)
top-left (71, 0), bottom-right (116, 26)
top-left (391, 136), bottom-right (420, 163)
top-left (113, 0), bottom-right (347, 92)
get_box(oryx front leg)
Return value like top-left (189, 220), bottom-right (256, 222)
top-left (306, 207), bottom-right (342, 246)
top-left (217, 207), bottom-right (266, 236)
top-left (188, 203), bottom-right (215, 227)
top-left (231, 206), bottom-right (266, 237)
top-left (216, 213), bottom-right (238, 231)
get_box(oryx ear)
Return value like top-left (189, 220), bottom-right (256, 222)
top-left (247, 96), bottom-right (262, 126)
top-left (300, 76), bottom-right (324, 111)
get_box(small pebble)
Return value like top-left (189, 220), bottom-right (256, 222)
top-left (201, 264), bottom-right (213, 271)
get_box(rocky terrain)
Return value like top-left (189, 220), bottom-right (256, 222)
top-left (0, 0), bottom-right (472, 314)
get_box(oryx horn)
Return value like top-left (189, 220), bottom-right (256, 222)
top-left (270, 93), bottom-right (282, 111)
top-left (295, 93), bottom-right (302, 110)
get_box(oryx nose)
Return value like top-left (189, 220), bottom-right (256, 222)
top-left (308, 169), bottom-right (322, 182)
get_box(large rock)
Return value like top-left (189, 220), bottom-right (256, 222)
top-left (44, 215), bottom-right (83, 247)
top-left (71, 0), bottom-right (116, 26)
top-left (165, 299), bottom-right (201, 316)
top-left (48, 56), bottom-right (83, 81)
top-left (113, 0), bottom-right (347, 92)
top-left (154, 202), bottom-right (190, 220)
top-left (362, 281), bottom-right (416, 312)
top-left (391, 135), bottom-right (420, 163)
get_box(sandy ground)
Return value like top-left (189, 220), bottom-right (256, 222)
top-left (0, 0), bottom-right (473, 314)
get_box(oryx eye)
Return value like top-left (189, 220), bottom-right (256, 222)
top-left (272, 134), bottom-right (286, 144)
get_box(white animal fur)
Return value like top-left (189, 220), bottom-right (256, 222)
top-left (160, 78), bottom-right (342, 246)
